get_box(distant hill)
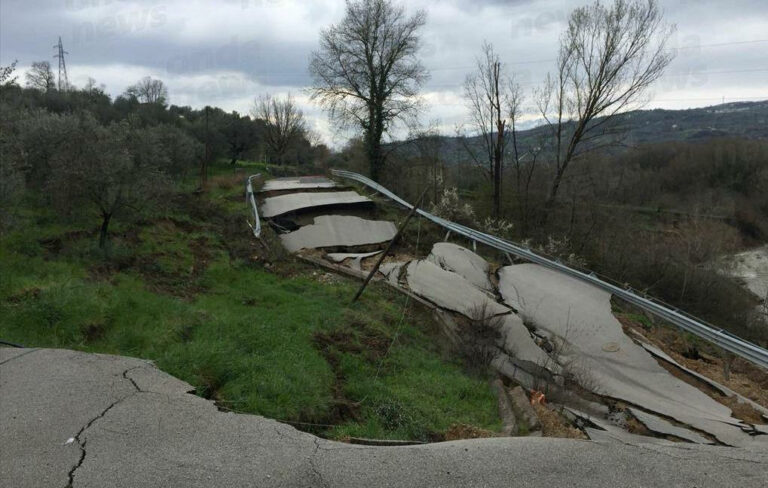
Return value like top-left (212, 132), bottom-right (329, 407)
top-left (401, 100), bottom-right (768, 163)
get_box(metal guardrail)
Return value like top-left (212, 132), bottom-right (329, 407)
top-left (246, 174), bottom-right (262, 237)
top-left (331, 169), bottom-right (768, 370)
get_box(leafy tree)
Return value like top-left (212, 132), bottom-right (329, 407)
top-left (49, 114), bottom-right (170, 248)
top-left (309, 0), bottom-right (429, 181)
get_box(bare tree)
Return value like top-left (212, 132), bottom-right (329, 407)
top-left (409, 121), bottom-right (443, 204)
top-left (309, 0), bottom-right (429, 181)
top-left (462, 42), bottom-right (521, 218)
top-left (536, 0), bottom-right (674, 220)
top-left (253, 93), bottom-right (306, 165)
top-left (125, 76), bottom-right (169, 105)
top-left (25, 61), bottom-right (56, 92)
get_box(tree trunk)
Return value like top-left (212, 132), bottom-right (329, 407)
top-left (99, 213), bottom-right (112, 249)
top-left (367, 108), bottom-right (385, 182)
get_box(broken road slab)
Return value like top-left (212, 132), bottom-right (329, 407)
top-left (281, 215), bottom-right (396, 253)
top-left (260, 176), bottom-right (338, 193)
top-left (261, 191), bottom-right (371, 218)
top-left (498, 263), bottom-right (755, 447)
top-left (3, 347), bottom-right (767, 488)
top-left (628, 408), bottom-right (712, 444)
top-left (427, 242), bottom-right (494, 292)
top-left (406, 260), bottom-right (508, 318)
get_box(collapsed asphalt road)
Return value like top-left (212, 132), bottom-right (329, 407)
top-left (2, 347), bottom-right (767, 487)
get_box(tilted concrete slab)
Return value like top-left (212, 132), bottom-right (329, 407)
top-left (498, 264), bottom-right (754, 447)
top-left (498, 314), bottom-right (557, 372)
top-left (406, 260), bottom-right (509, 318)
top-left (628, 408), bottom-right (712, 444)
top-left (326, 251), bottom-right (382, 271)
top-left (281, 215), bottom-right (396, 253)
top-left (3, 348), bottom-right (767, 488)
top-left (261, 191), bottom-right (371, 218)
top-left (260, 176), bottom-right (338, 192)
top-left (427, 242), bottom-right (494, 292)
top-left (638, 341), bottom-right (768, 418)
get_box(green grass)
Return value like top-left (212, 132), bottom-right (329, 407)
top-left (0, 163), bottom-right (500, 441)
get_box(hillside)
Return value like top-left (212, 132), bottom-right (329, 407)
top-left (419, 100), bottom-right (768, 164)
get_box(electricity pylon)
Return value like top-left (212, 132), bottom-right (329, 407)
top-left (53, 36), bottom-right (69, 91)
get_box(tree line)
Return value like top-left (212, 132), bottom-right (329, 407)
top-left (0, 67), bottom-right (328, 246)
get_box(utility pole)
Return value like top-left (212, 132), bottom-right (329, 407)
top-left (53, 36), bottom-right (69, 91)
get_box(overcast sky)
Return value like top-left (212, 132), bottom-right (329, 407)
top-left (2, 0), bottom-right (767, 146)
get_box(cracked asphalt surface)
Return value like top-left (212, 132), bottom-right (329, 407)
top-left (2, 347), bottom-right (767, 487)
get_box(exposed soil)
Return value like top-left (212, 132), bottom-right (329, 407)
top-left (442, 423), bottom-right (497, 441)
top-left (533, 404), bottom-right (587, 439)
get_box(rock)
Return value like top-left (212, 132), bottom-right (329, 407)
top-left (491, 378), bottom-right (517, 436)
top-left (507, 386), bottom-right (540, 432)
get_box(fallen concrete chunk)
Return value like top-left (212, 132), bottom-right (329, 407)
top-left (326, 251), bottom-right (382, 271)
top-left (406, 260), bottom-right (509, 318)
top-left (498, 264), bottom-right (753, 447)
top-left (260, 176), bottom-right (337, 192)
top-left (508, 386), bottom-right (540, 431)
top-left (280, 215), bottom-right (396, 253)
top-left (378, 261), bottom-right (406, 285)
top-left (427, 242), bottom-right (493, 292)
top-left (261, 191), bottom-right (370, 218)
top-left (629, 408), bottom-right (711, 444)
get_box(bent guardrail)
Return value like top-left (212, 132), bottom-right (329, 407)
top-left (246, 174), bottom-right (262, 237)
top-left (331, 168), bottom-right (768, 370)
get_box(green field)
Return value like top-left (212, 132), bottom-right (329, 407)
top-left (0, 162), bottom-right (500, 441)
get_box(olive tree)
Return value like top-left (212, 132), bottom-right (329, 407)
top-left (309, 0), bottom-right (429, 181)
top-left (50, 114), bottom-right (169, 248)
top-left (536, 0), bottom-right (674, 219)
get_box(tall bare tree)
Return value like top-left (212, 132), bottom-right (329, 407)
top-left (309, 0), bottom-right (429, 181)
top-left (537, 0), bottom-right (674, 219)
top-left (462, 42), bottom-right (521, 218)
top-left (253, 93), bottom-right (306, 165)
top-left (125, 76), bottom-right (168, 105)
top-left (25, 61), bottom-right (56, 92)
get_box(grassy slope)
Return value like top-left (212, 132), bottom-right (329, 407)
top-left (0, 162), bottom-right (499, 441)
